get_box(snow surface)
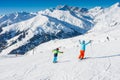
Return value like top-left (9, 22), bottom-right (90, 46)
top-left (0, 27), bottom-right (120, 80)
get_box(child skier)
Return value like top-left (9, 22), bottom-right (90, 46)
top-left (52, 48), bottom-right (63, 63)
top-left (78, 40), bottom-right (91, 60)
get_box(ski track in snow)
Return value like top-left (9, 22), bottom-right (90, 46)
top-left (0, 52), bottom-right (120, 80)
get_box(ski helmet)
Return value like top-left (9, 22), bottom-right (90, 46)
top-left (56, 48), bottom-right (59, 50)
top-left (82, 40), bottom-right (85, 44)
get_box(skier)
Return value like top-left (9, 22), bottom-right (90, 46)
top-left (52, 48), bottom-right (63, 63)
top-left (78, 40), bottom-right (91, 60)
top-left (106, 36), bottom-right (110, 41)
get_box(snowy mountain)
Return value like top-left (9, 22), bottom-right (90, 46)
top-left (38, 5), bottom-right (88, 15)
top-left (0, 2), bottom-right (120, 55)
top-left (56, 5), bottom-right (88, 13)
top-left (0, 12), bottom-right (36, 28)
top-left (90, 2), bottom-right (120, 32)
top-left (88, 6), bottom-right (104, 17)
top-left (0, 7), bottom-right (93, 55)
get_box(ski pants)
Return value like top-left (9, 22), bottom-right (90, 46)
top-left (53, 53), bottom-right (58, 62)
top-left (53, 57), bottom-right (57, 62)
top-left (78, 50), bottom-right (85, 59)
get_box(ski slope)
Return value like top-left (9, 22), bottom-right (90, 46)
top-left (0, 2), bottom-right (120, 80)
top-left (0, 29), bottom-right (120, 80)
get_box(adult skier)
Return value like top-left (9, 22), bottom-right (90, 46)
top-left (52, 48), bottom-right (63, 63)
top-left (78, 40), bottom-right (91, 60)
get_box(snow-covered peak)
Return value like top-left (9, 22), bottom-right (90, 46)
top-left (56, 5), bottom-right (88, 13)
top-left (38, 5), bottom-right (88, 15)
top-left (38, 9), bottom-right (53, 15)
top-left (56, 5), bottom-right (70, 10)
top-left (0, 12), bottom-right (36, 27)
top-left (90, 2), bottom-right (120, 32)
top-left (88, 6), bottom-right (104, 17)
top-left (111, 2), bottom-right (120, 8)
top-left (2, 11), bottom-right (35, 18)
top-left (89, 6), bottom-right (103, 11)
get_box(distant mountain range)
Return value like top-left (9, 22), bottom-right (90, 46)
top-left (0, 12), bottom-right (36, 28)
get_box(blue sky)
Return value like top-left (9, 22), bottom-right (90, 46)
top-left (0, 0), bottom-right (119, 15)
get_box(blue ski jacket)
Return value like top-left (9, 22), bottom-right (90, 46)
top-left (79, 40), bottom-right (91, 51)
